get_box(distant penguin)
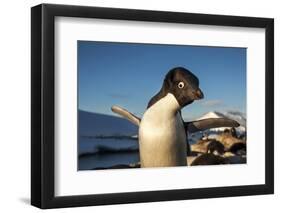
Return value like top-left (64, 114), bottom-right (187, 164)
top-left (230, 127), bottom-right (238, 138)
top-left (217, 128), bottom-right (245, 149)
top-left (139, 67), bottom-right (204, 167)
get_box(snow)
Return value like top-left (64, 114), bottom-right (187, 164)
top-left (78, 110), bottom-right (139, 156)
top-left (196, 111), bottom-right (246, 132)
top-left (196, 111), bottom-right (225, 120)
top-left (79, 110), bottom-right (138, 137)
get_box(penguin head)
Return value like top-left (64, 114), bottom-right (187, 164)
top-left (163, 67), bottom-right (204, 107)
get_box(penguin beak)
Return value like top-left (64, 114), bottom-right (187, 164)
top-left (194, 88), bottom-right (204, 100)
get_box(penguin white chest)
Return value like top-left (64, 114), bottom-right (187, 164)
top-left (139, 93), bottom-right (187, 167)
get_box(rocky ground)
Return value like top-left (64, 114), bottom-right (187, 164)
top-left (188, 127), bottom-right (246, 166)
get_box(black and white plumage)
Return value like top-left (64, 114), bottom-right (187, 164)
top-left (111, 67), bottom-right (239, 168)
top-left (138, 67), bottom-right (204, 167)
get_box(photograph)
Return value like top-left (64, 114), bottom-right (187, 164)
top-left (78, 41), bottom-right (247, 170)
top-left (30, 3), bottom-right (274, 209)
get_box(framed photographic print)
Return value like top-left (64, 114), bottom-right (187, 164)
top-left (31, 3), bottom-right (274, 209)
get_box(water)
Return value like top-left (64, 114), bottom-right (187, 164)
top-left (78, 137), bottom-right (140, 170)
top-left (79, 152), bottom-right (140, 170)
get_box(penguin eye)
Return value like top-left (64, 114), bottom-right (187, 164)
top-left (178, 82), bottom-right (185, 89)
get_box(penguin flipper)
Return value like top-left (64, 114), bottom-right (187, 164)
top-left (111, 105), bottom-right (141, 126)
top-left (186, 118), bottom-right (240, 133)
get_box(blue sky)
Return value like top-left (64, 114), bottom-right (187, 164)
top-left (78, 41), bottom-right (246, 120)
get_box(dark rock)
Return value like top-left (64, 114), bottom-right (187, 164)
top-left (93, 163), bottom-right (140, 170)
top-left (228, 142), bottom-right (246, 155)
top-left (207, 140), bottom-right (225, 155)
top-left (191, 153), bottom-right (228, 166)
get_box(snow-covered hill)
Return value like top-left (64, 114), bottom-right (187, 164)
top-left (79, 110), bottom-right (138, 137)
top-left (78, 110), bottom-right (139, 157)
top-left (197, 111), bottom-right (225, 120)
top-left (224, 111), bottom-right (246, 128)
top-left (196, 111), bottom-right (246, 132)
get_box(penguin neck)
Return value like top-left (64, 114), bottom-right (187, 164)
top-left (148, 93), bottom-right (181, 116)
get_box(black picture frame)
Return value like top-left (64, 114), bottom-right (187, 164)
top-left (31, 3), bottom-right (274, 209)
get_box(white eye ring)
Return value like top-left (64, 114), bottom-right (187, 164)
top-left (178, 82), bottom-right (185, 89)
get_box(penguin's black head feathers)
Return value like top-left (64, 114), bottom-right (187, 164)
top-left (162, 67), bottom-right (204, 107)
top-left (147, 67), bottom-right (204, 109)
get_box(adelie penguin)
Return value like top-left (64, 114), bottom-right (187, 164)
top-left (111, 67), bottom-right (240, 168)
